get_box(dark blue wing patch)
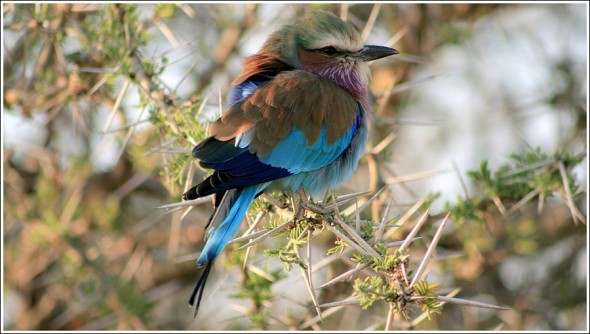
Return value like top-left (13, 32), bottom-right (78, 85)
top-left (184, 137), bottom-right (292, 200)
top-left (192, 136), bottom-right (248, 163)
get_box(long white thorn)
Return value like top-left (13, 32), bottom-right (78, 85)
top-left (410, 212), bottom-right (451, 287)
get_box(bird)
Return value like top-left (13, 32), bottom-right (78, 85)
top-left (182, 9), bottom-right (398, 317)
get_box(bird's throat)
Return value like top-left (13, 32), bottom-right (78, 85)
top-left (298, 48), bottom-right (370, 109)
top-left (314, 65), bottom-right (370, 109)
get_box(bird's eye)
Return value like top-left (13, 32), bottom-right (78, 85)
top-left (320, 46), bottom-right (338, 55)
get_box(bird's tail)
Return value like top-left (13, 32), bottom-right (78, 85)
top-left (188, 183), bottom-right (267, 317)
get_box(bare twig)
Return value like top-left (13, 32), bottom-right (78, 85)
top-left (361, 3), bottom-right (382, 42)
top-left (385, 26), bottom-right (408, 47)
top-left (296, 230), bottom-right (322, 322)
top-left (383, 168), bottom-right (453, 185)
top-left (332, 202), bottom-right (381, 259)
top-left (299, 300), bottom-right (350, 329)
top-left (101, 79), bottom-right (130, 133)
top-left (504, 188), bottom-right (541, 217)
top-left (114, 106), bottom-right (148, 163)
top-left (370, 131), bottom-right (397, 155)
top-left (324, 223), bottom-right (371, 258)
top-left (374, 198), bottom-right (393, 243)
top-left (452, 159), bottom-right (470, 199)
top-left (382, 196), bottom-right (427, 240)
top-left (157, 195), bottom-right (213, 211)
top-left (436, 296), bottom-right (510, 311)
top-left (317, 297), bottom-right (360, 308)
top-left (558, 160), bottom-right (586, 225)
top-left (398, 208), bottom-right (430, 253)
top-left (341, 186), bottom-right (385, 217)
top-left (237, 219), bottom-right (292, 251)
top-left (410, 213), bottom-right (451, 287)
top-left (385, 302), bottom-right (395, 331)
top-left (319, 263), bottom-right (370, 289)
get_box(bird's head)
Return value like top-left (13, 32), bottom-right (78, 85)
top-left (260, 10), bottom-right (398, 105)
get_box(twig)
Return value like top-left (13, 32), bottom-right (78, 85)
top-left (299, 301), bottom-right (349, 330)
top-left (157, 195), bottom-right (213, 211)
top-left (317, 297), bottom-right (360, 308)
top-left (504, 188), bottom-right (541, 217)
top-left (396, 288), bottom-right (460, 329)
top-left (410, 213), bottom-right (450, 287)
top-left (248, 265), bottom-right (276, 282)
top-left (324, 223), bottom-right (371, 258)
top-left (334, 190), bottom-right (374, 207)
top-left (228, 229), bottom-right (266, 246)
top-left (332, 202), bottom-right (381, 259)
top-left (319, 263), bottom-right (370, 289)
top-left (398, 208), bottom-right (430, 253)
top-left (382, 196), bottom-right (427, 240)
top-left (436, 296), bottom-right (510, 311)
top-left (110, 172), bottom-right (151, 200)
top-left (385, 302), bottom-right (395, 331)
top-left (114, 105), bottom-right (148, 163)
top-left (452, 159), bottom-right (469, 199)
top-left (361, 3), bottom-right (382, 42)
top-left (383, 168), bottom-right (453, 185)
top-left (341, 186), bottom-right (385, 217)
top-left (143, 137), bottom-right (178, 156)
top-left (339, 3), bottom-right (348, 21)
top-left (385, 26), bottom-right (408, 47)
top-left (491, 195), bottom-right (507, 216)
top-left (378, 117), bottom-right (444, 126)
top-left (241, 211), bottom-right (266, 240)
top-left (154, 19), bottom-right (181, 48)
top-left (261, 194), bottom-right (289, 209)
top-left (558, 160), bottom-right (586, 225)
top-left (101, 79), bottom-right (130, 133)
top-left (103, 119), bottom-right (151, 133)
top-left (497, 158), bottom-right (555, 178)
top-left (183, 159), bottom-right (195, 195)
top-left (237, 219), bottom-right (292, 251)
top-left (297, 229), bottom-right (322, 322)
top-left (538, 191), bottom-right (545, 214)
top-left (370, 131), bottom-right (397, 155)
top-left (374, 198), bottom-right (393, 243)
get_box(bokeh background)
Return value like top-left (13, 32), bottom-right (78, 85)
top-left (2, 2), bottom-right (587, 330)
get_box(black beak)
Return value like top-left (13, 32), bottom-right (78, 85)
top-left (359, 45), bottom-right (399, 61)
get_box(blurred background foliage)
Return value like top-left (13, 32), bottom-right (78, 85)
top-left (2, 2), bottom-right (587, 331)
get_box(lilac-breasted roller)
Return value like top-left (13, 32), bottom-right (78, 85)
top-left (183, 9), bottom-right (398, 315)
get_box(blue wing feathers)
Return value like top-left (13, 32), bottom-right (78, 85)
top-left (185, 144), bottom-right (291, 199)
top-left (228, 78), bottom-right (267, 107)
top-left (260, 112), bottom-right (361, 174)
top-left (197, 184), bottom-right (266, 265)
top-left (186, 94), bottom-right (363, 200)
top-left (192, 137), bottom-right (248, 163)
